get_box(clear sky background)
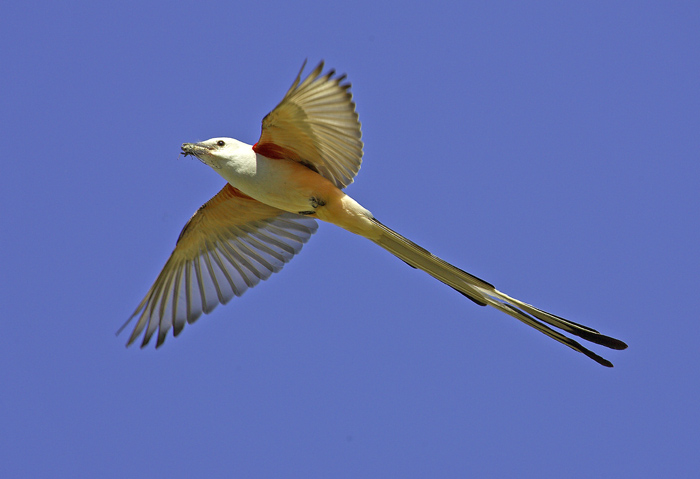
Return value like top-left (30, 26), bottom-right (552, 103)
top-left (2, 1), bottom-right (698, 477)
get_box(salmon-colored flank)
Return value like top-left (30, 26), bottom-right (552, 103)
top-left (223, 183), bottom-right (254, 200)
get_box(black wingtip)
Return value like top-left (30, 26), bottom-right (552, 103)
top-left (526, 306), bottom-right (628, 351)
top-left (572, 329), bottom-right (629, 351)
top-left (454, 288), bottom-right (488, 306)
top-left (115, 314), bottom-right (135, 337)
top-left (582, 348), bottom-right (615, 368)
top-left (565, 333), bottom-right (616, 367)
top-left (605, 337), bottom-right (628, 350)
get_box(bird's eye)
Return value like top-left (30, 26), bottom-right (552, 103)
top-left (217, 140), bottom-right (225, 146)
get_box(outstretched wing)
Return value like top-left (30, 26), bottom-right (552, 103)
top-left (253, 60), bottom-right (363, 189)
top-left (120, 184), bottom-right (318, 348)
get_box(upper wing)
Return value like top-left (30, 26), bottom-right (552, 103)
top-left (120, 184), bottom-right (318, 348)
top-left (253, 60), bottom-right (363, 189)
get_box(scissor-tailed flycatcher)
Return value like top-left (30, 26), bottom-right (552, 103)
top-left (120, 61), bottom-right (627, 366)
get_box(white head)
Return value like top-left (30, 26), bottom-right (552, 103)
top-left (181, 137), bottom-right (251, 170)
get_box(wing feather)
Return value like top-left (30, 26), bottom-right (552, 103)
top-left (254, 61), bottom-right (363, 189)
top-left (119, 184), bottom-right (318, 347)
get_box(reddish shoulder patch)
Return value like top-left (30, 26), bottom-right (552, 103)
top-left (253, 142), bottom-right (296, 160)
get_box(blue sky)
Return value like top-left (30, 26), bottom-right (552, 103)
top-left (2, 1), bottom-right (699, 477)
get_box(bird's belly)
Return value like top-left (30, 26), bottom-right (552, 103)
top-left (219, 157), bottom-right (324, 214)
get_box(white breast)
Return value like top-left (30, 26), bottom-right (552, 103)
top-left (216, 149), bottom-right (316, 213)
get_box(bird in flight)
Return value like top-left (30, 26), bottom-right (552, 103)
top-left (120, 61), bottom-right (627, 366)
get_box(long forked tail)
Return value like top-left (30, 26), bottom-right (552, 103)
top-left (369, 219), bottom-right (627, 367)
